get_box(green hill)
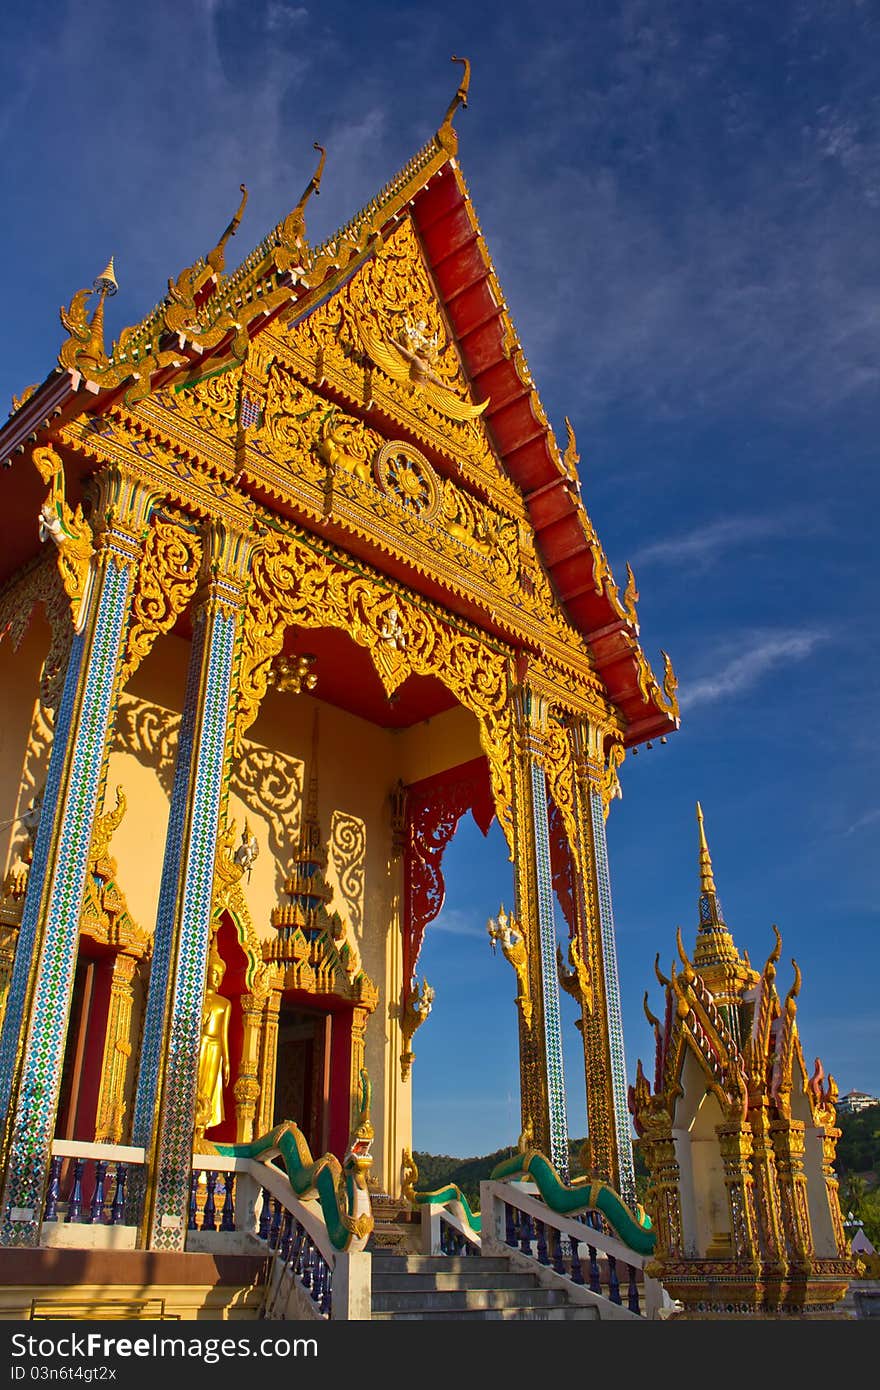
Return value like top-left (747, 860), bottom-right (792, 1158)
top-left (412, 1137), bottom-right (647, 1208)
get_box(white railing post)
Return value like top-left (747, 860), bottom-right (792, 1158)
top-left (479, 1180), bottom-right (504, 1253)
top-left (233, 1168), bottom-right (261, 1237)
top-left (331, 1249), bottom-right (372, 1319)
top-left (421, 1205), bottom-right (442, 1255)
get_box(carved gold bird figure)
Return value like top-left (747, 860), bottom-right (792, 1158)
top-left (355, 310), bottom-right (489, 423)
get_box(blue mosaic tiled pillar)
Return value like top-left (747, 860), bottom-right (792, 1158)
top-left (132, 520), bottom-right (253, 1251)
top-left (569, 720), bottom-right (636, 1211)
top-left (510, 685), bottom-right (569, 1178)
top-left (0, 475), bottom-right (156, 1246)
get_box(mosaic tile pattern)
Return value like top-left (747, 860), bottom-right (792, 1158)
top-left (590, 786), bottom-right (637, 1211)
top-left (144, 607), bottom-right (237, 1250)
top-left (0, 557), bottom-right (133, 1245)
top-left (131, 613), bottom-right (207, 1149)
top-left (0, 634), bottom-right (85, 1125)
top-left (530, 762), bottom-right (569, 1179)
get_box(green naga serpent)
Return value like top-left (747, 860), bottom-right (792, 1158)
top-left (215, 1070), bottom-right (374, 1252)
top-left (411, 1148), bottom-right (655, 1257)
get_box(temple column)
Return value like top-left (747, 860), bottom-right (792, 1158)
top-left (94, 951), bottom-right (140, 1145)
top-left (639, 1116), bottom-right (684, 1262)
top-left (770, 1119), bottom-right (814, 1275)
top-left (256, 985), bottom-right (282, 1136)
top-left (569, 718), bottom-right (636, 1208)
top-left (0, 468), bottom-right (157, 1245)
top-left (715, 1119), bottom-right (760, 1271)
top-left (748, 1102), bottom-right (787, 1273)
top-left (509, 684), bottom-right (568, 1175)
top-left (234, 992), bottom-right (263, 1144)
top-left (131, 519), bottom-right (255, 1251)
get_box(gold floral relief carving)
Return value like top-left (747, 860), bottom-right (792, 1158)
top-left (0, 554), bottom-right (75, 712)
top-left (543, 721), bottom-right (581, 877)
top-left (329, 811), bottom-right (366, 938)
top-left (237, 529), bottom-right (515, 846)
top-left (257, 362), bottom-right (328, 476)
top-left (118, 519), bottom-right (202, 689)
top-left (289, 218), bottom-right (519, 506)
top-left (167, 367), bottom-right (242, 440)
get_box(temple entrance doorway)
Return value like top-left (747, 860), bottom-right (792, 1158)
top-left (272, 997), bottom-right (356, 1158)
top-left (55, 943), bottom-right (113, 1143)
top-left (273, 1005), bottom-right (330, 1154)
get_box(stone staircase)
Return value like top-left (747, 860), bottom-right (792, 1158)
top-left (370, 1254), bottom-right (600, 1321)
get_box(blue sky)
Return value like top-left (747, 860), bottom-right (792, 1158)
top-left (2, 1), bottom-right (878, 1159)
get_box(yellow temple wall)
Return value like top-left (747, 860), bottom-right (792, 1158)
top-left (394, 704), bottom-right (484, 784)
top-left (0, 611), bottom-right (53, 879)
top-left (0, 609), bottom-right (487, 1191)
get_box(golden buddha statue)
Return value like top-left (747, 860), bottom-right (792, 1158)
top-left (194, 942), bottom-right (231, 1147)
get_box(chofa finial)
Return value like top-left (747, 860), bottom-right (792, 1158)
top-left (438, 56), bottom-right (471, 146)
top-left (206, 184), bottom-right (249, 274)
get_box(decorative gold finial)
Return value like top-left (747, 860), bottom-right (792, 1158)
top-left (206, 184), bottom-right (249, 274)
top-left (624, 563), bottom-right (639, 624)
top-left (438, 56), bottom-right (471, 148)
top-left (275, 143), bottom-right (327, 274)
top-left (696, 801), bottom-right (716, 896)
top-left (94, 258), bottom-right (119, 298)
top-left (562, 416), bottom-right (580, 484)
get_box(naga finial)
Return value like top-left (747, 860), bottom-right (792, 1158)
top-left (643, 991), bottom-right (661, 1031)
top-left (206, 183), bottom-right (249, 274)
top-left (438, 56), bottom-right (471, 146)
top-left (276, 143), bottom-right (327, 271)
top-left (562, 416), bottom-right (580, 484)
top-left (654, 952), bottom-right (671, 988)
top-left (623, 563), bottom-right (639, 624)
top-left (676, 925), bottom-right (695, 980)
top-left (786, 958), bottom-right (802, 1005)
top-left (661, 649), bottom-right (679, 717)
top-left (58, 258), bottom-right (118, 376)
top-left (764, 923), bottom-right (783, 976)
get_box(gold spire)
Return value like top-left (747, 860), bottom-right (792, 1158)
top-left (692, 801), bottom-right (753, 991)
top-left (696, 800), bottom-right (716, 896)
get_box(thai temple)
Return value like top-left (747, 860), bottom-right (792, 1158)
top-left (0, 61), bottom-right (854, 1320)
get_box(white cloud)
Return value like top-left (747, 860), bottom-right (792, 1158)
top-left (632, 510), bottom-right (822, 569)
top-left (680, 629), bottom-right (827, 711)
top-left (430, 908), bottom-right (488, 939)
top-left (843, 808), bottom-right (880, 838)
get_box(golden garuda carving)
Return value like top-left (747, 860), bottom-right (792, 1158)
top-left (355, 310), bottom-right (488, 423)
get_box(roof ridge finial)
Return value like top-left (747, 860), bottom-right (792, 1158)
top-left (275, 143), bottom-right (327, 271)
top-left (206, 184), bottom-right (249, 274)
top-left (696, 800), bottom-right (716, 896)
top-left (438, 56), bottom-right (471, 150)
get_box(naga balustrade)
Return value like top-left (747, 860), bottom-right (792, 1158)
top-left (420, 1201), bottom-right (481, 1257)
top-left (479, 1179), bottom-right (665, 1319)
top-left (42, 1139), bottom-right (147, 1240)
top-left (185, 1151), bottom-right (371, 1321)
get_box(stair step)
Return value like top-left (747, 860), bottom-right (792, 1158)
top-left (370, 1255), bottom-right (507, 1274)
top-left (372, 1287), bottom-right (567, 1313)
top-left (372, 1304), bottom-right (601, 1321)
top-left (372, 1271), bottom-right (541, 1293)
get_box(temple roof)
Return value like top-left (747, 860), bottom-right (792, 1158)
top-left (0, 62), bottom-right (678, 745)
